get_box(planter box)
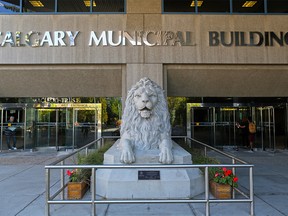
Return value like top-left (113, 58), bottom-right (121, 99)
top-left (67, 181), bottom-right (88, 199)
top-left (209, 180), bottom-right (232, 199)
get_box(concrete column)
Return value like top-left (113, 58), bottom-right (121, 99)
top-left (122, 63), bottom-right (163, 102)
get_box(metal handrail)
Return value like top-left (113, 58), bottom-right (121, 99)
top-left (45, 136), bottom-right (254, 216)
top-left (50, 137), bottom-right (104, 165)
top-left (173, 135), bottom-right (248, 164)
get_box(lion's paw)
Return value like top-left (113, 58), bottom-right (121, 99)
top-left (159, 148), bottom-right (173, 164)
top-left (120, 149), bottom-right (136, 164)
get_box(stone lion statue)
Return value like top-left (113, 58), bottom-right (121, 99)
top-left (119, 77), bottom-right (173, 164)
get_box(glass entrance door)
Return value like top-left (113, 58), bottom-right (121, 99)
top-left (35, 109), bottom-right (57, 148)
top-left (189, 106), bottom-right (215, 146)
top-left (0, 105), bottom-right (25, 151)
top-left (187, 103), bottom-right (280, 150)
top-left (73, 108), bottom-right (98, 148)
top-left (1, 102), bottom-right (101, 151)
top-left (256, 106), bottom-right (276, 151)
top-left (215, 107), bottom-right (236, 147)
top-left (34, 103), bottom-right (101, 150)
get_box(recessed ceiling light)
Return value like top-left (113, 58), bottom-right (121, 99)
top-left (29, 1), bottom-right (44, 7)
top-left (84, 0), bottom-right (96, 7)
top-left (242, 1), bottom-right (257, 7)
top-left (190, 1), bottom-right (203, 7)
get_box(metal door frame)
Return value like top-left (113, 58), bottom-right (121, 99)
top-left (187, 104), bottom-right (216, 146)
top-left (0, 104), bottom-right (27, 152)
top-left (187, 103), bottom-right (278, 151)
top-left (258, 106), bottom-right (276, 151)
top-left (72, 106), bottom-right (100, 150)
top-left (1, 102), bottom-right (101, 152)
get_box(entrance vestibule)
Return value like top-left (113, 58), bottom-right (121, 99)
top-left (187, 103), bottom-right (287, 151)
top-left (0, 103), bottom-right (101, 152)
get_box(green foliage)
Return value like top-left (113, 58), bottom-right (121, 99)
top-left (106, 98), bottom-right (121, 125)
top-left (77, 142), bottom-right (113, 166)
top-left (178, 141), bottom-right (220, 164)
top-left (167, 97), bottom-right (187, 126)
top-left (67, 142), bottom-right (113, 184)
top-left (100, 98), bottom-right (108, 124)
top-left (177, 141), bottom-right (239, 187)
top-left (210, 167), bottom-right (239, 187)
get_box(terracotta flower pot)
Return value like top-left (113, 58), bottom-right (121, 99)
top-left (209, 180), bottom-right (232, 199)
top-left (67, 181), bottom-right (88, 199)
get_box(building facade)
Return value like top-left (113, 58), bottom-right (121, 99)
top-left (0, 0), bottom-right (288, 151)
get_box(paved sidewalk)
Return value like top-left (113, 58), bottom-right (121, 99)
top-left (0, 148), bottom-right (288, 216)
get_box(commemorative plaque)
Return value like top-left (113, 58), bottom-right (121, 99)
top-left (138, 170), bottom-right (160, 180)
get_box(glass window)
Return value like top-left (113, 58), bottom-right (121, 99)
top-left (233, 0), bottom-right (264, 13)
top-left (23, 0), bottom-right (55, 13)
top-left (57, 0), bottom-right (89, 12)
top-left (198, 0), bottom-right (230, 13)
top-left (0, 0), bottom-right (20, 13)
top-left (57, 0), bottom-right (125, 13)
top-left (92, 0), bottom-right (124, 13)
top-left (267, 0), bottom-right (288, 13)
top-left (163, 0), bottom-right (195, 13)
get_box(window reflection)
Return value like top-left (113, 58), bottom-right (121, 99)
top-left (267, 0), bottom-right (288, 13)
top-left (92, 0), bottom-right (124, 13)
top-left (233, 0), bottom-right (264, 13)
top-left (163, 0), bottom-right (195, 13)
top-left (0, 0), bottom-right (20, 13)
top-left (197, 0), bottom-right (230, 13)
top-left (23, 0), bottom-right (55, 13)
top-left (57, 0), bottom-right (89, 12)
top-left (164, 0), bottom-right (288, 14)
top-left (57, 0), bottom-right (124, 13)
top-left (0, 0), bottom-right (125, 13)
top-left (1, 0), bottom-right (288, 14)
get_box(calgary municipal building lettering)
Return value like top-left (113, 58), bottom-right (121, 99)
top-left (88, 31), bottom-right (195, 46)
top-left (0, 30), bottom-right (287, 47)
top-left (0, 31), bottom-right (79, 47)
top-left (209, 31), bottom-right (288, 47)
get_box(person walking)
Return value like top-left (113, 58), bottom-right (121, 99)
top-left (5, 116), bottom-right (17, 150)
top-left (247, 116), bottom-right (256, 152)
top-left (236, 117), bottom-right (249, 149)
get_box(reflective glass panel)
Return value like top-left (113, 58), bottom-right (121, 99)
top-left (23, 0), bottom-right (55, 13)
top-left (57, 0), bottom-right (125, 13)
top-left (58, 0), bottom-right (89, 12)
top-left (267, 0), bottom-right (288, 13)
top-left (0, 0), bottom-right (20, 13)
top-left (233, 0), bottom-right (264, 13)
top-left (198, 0), bottom-right (230, 13)
top-left (163, 0), bottom-right (196, 13)
top-left (92, 0), bottom-right (125, 13)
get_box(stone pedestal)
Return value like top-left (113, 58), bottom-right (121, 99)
top-left (96, 140), bottom-right (204, 199)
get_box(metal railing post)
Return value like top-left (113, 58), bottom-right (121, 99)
top-left (61, 161), bottom-right (65, 200)
top-left (101, 137), bottom-right (104, 148)
top-left (91, 167), bottom-right (96, 216)
top-left (45, 168), bottom-right (51, 216)
top-left (205, 166), bottom-right (210, 216)
top-left (232, 158), bottom-right (236, 199)
top-left (250, 167), bottom-right (254, 216)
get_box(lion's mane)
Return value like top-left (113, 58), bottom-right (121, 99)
top-left (120, 77), bottom-right (171, 150)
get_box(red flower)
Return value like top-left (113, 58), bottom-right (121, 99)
top-left (225, 169), bottom-right (232, 176)
top-left (233, 177), bottom-right (238, 182)
top-left (66, 170), bottom-right (72, 176)
top-left (222, 167), bottom-right (227, 172)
